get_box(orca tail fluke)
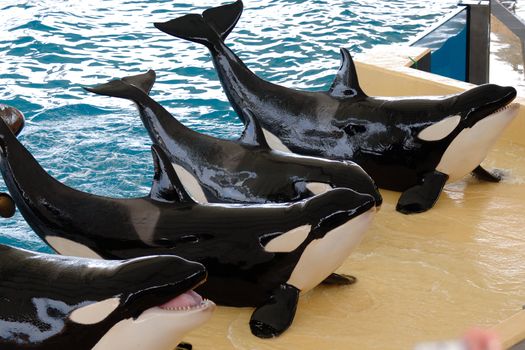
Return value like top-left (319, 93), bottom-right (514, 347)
top-left (154, 0), bottom-right (243, 49)
top-left (84, 70), bottom-right (156, 101)
top-left (122, 70), bottom-right (156, 95)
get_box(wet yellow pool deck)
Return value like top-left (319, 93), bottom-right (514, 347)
top-left (184, 141), bottom-right (525, 350)
top-left (183, 51), bottom-right (525, 349)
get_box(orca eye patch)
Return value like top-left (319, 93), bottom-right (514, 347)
top-left (261, 128), bottom-right (292, 153)
top-left (262, 225), bottom-right (311, 253)
top-left (171, 163), bottom-right (208, 204)
top-left (306, 182), bottom-right (332, 195)
top-left (417, 115), bottom-right (461, 141)
top-left (69, 298), bottom-right (120, 325)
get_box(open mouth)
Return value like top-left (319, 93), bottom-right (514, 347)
top-left (488, 102), bottom-right (519, 116)
top-left (466, 101), bottom-right (518, 128)
top-left (158, 290), bottom-right (213, 312)
top-left (473, 102), bottom-right (520, 126)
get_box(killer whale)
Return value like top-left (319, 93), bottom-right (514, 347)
top-left (154, 0), bottom-right (519, 214)
top-left (84, 70), bottom-right (382, 207)
top-left (0, 115), bottom-right (376, 338)
top-left (0, 243), bottom-right (212, 350)
top-left (0, 104), bottom-right (25, 218)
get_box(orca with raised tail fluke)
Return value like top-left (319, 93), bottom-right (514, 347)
top-left (154, 0), bottom-right (519, 214)
top-left (0, 243), bottom-right (212, 350)
top-left (0, 115), bottom-right (376, 338)
top-left (84, 70), bottom-right (382, 207)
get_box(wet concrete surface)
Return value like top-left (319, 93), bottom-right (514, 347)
top-left (182, 138), bottom-right (525, 350)
top-left (491, 7), bottom-right (525, 94)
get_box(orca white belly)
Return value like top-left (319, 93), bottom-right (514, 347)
top-left (286, 208), bottom-right (375, 293)
top-left (92, 301), bottom-right (214, 350)
top-left (436, 104), bottom-right (519, 182)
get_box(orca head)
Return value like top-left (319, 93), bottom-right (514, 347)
top-left (75, 255), bottom-right (214, 350)
top-left (417, 84), bottom-right (518, 142)
top-left (265, 188), bottom-right (376, 293)
top-left (304, 187), bottom-right (376, 240)
top-left (452, 84), bottom-right (517, 128)
top-left (302, 159), bottom-right (382, 208)
top-left (0, 246), bottom-right (213, 350)
top-left (418, 84), bottom-right (519, 182)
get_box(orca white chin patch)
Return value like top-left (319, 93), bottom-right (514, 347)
top-left (172, 163), bottom-right (208, 204)
top-left (262, 128), bottom-right (292, 153)
top-left (436, 103), bottom-right (519, 182)
top-left (264, 225), bottom-right (311, 253)
top-left (92, 300), bottom-right (215, 350)
top-left (45, 236), bottom-right (102, 259)
top-left (287, 208), bottom-right (375, 293)
top-left (418, 115), bottom-right (461, 141)
top-left (70, 298), bottom-right (120, 325)
top-left (306, 182), bottom-right (332, 195)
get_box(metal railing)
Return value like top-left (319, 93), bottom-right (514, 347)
top-left (492, 0), bottom-right (525, 78)
top-left (409, 1), bottom-right (490, 84)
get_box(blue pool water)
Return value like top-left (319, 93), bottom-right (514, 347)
top-left (0, 0), bottom-right (456, 252)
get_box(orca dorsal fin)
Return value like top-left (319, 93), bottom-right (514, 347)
top-left (203, 0), bottom-right (244, 41)
top-left (329, 48), bottom-right (365, 98)
top-left (150, 145), bottom-right (196, 205)
top-left (121, 70), bottom-right (156, 95)
top-left (238, 108), bottom-right (270, 149)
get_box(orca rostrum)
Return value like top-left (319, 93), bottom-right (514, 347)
top-left (84, 70), bottom-right (382, 207)
top-left (0, 112), bottom-right (376, 338)
top-left (0, 243), bottom-right (212, 350)
top-left (154, 0), bottom-right (520, 214)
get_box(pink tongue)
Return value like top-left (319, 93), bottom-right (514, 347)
top-left (160, 290), bottom-right (203, 309)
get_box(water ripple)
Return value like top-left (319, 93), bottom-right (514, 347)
top-left (0, 0), bottom-right (456, 251)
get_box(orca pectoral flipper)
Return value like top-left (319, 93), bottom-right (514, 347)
top-left (176, 342), bottom-right (193, 350)
top-left (321, 273), bottom-right (357, 286)
top-left (472, 165), bottom-right (503, 183)
top-left (249, 284), bottom-right (300, 338)
top-left (396, 171), bottom-right (449, 214)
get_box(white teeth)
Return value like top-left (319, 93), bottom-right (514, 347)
top-left (160, 299), bottom-right (211, 312)
top-left (493, 104), bottom-right (511, 114)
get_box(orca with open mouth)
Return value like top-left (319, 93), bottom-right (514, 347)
top-left (154, 0), bottom-right (520, 214)
top-left (84, 70), bottom-right (382, 207)
top-left (0, 243), bottom-right (212, 350)
top-left (0, 114), bottom-right (376, 338)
